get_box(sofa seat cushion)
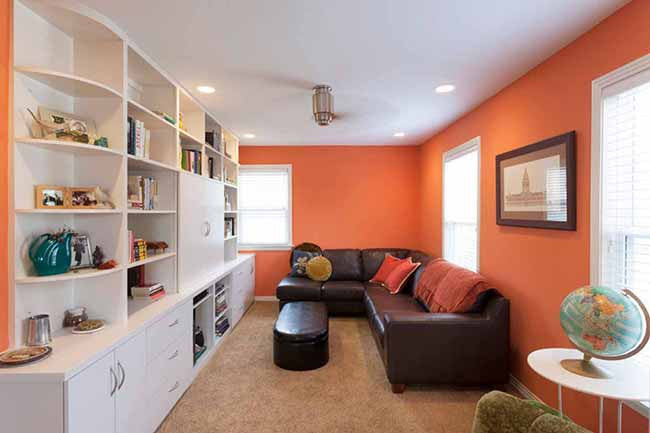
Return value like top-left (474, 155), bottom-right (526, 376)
top-left (321, 280), bottom-right (365, 301)
top-left (276, 276), bottom-right (322, 301)
top-left (364, 283), bottom-right (426, 323)
top-left (323, 249), bottom-right (363, 281)
top-left (361, 249), bottom-right (410, 281)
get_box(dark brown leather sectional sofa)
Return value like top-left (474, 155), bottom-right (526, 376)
top-left (276, 248), bottom-right (510, 393)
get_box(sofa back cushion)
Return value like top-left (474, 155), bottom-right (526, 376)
top-left (414, 258), bottom-right (489, 313)
top-left (323, 249), bottom-right (363, 281)
top-left (361, 249), bottom-right (410, 281)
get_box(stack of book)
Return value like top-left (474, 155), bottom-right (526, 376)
top-left (215, 315), bottom-right (229, 337)
top-left (128, 231), bottom-right (148, 263)
top-left (127, 116), bottom-right (151, 158)
top-left (181, 149), bottom-right (201, 174)
top-left (131, 283), bottom-right (166, 301)
top-left (215, 287), bottom-right (227, 317)
top-left (127, 175), bottom-right (158, 210)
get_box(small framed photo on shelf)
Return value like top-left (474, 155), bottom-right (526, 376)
top-left (35, 185), bottom-right (66, 209)
top-left (71, 234), bottom-right (93, 270)
top-left (68, 187), bottom-right (99, 209)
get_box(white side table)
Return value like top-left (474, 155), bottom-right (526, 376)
top-left (528, 348), bottom-right (649, 433)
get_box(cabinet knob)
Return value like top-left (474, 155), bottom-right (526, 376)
top-left (168, 349), bottom-right (179, 361)
top-left (168, 319), bottom-right (179, 328)
top-left (168, 381), bottom-right (180, 393)
top-left (201, 221), bottom-right (211, 237)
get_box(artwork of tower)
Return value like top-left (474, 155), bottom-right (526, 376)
top-left (522, 168), bottom-right (530, 193)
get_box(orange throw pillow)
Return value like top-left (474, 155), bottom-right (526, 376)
top-left (370, 254), bottom-right (404, 285)
top-left (383, 260), bottom-right (421, 294)
top-left (415, 258), bottom-right (489, 313)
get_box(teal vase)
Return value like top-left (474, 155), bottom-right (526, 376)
top-left (28, 231), bottom-right (73, 276)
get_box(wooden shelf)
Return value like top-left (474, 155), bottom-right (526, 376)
top-left (127, 252), bottom-right (176, 269)
top-left (127, 100), bottom-right (176, 131)
top-left (16, 266), bottom-right (123, 284)
top-left (16, 208), bottom-right (122, 214)
top-left (15, 66), bottom-right (122, 98)
top-left (179, 129), bottom-right (204, 147)
top-left (127, 154), bottom-right (178, 172)
top-left (127, 209), bottom-right (176, 214)
top-left (16, 137), bottom-right (124, 157)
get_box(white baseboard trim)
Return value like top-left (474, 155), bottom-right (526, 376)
top-left (254, 296), bottom-right (278, 302)
top-left (509, 374), bottom-right (543, 402)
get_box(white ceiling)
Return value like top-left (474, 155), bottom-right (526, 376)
top-left (81, 0), bottom-right (628, 146)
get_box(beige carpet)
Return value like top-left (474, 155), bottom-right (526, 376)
top-left (157, 302), bottom-right (497, 433)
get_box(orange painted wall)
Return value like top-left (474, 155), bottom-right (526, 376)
top-left (0, 0), bottom-right (10, 352)
top-left (240, 145), bottom-right (421, 296)
top-left (419, 0), bottom-right (649, 432)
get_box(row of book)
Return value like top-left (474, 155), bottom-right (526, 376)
top-left (207, 157), bottom-right (222, 181)
top-left (215, 315), bottom-right (229, 337)
top-left (127, 116), bottom-right (151, 158)
top-left (215, 286), bottom-right (227, 316)
top-left (181, 149), bottom-right (202, 174)
top-left (127, 175), bottom-right (159, 210)
top-left (128, 230), bottom-right (148, 263)
top-left (128, 266), bottom-right (166, 301)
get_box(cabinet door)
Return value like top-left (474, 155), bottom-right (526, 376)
top-left (245, 258), bottom-right (255, 308)
top-left (66, 351), bottom-right (116, 433)
top-left (115, 331), bottom-right (147, 433)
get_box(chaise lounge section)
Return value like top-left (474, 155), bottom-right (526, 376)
top-left (276, 248), bottom-right (510, 392)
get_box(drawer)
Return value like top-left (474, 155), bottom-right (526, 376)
top-left (146, 302), bottom-right (191, 361)
top-left (148, 373), bottom-right (188, 432)
top-left (147, 334), bottom-right (192, 388)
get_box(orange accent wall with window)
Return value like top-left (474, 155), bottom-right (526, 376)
top-left (0, 0), bottom-right (10, 352)
top-left (240, 146), bottom-right (421, 296)
top-left (419, 0), bottom-right (650, 431)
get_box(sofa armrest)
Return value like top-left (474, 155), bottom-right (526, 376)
top-left (382, 296), bottom-right (509, 385)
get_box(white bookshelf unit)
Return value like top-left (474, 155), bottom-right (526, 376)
top-left (2, 2), bottom-right (252, 433)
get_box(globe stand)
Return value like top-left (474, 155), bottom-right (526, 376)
top-left (560, 354), bottom-right (612, 379)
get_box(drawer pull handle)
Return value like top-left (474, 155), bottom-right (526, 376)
top-left (168, 381), bottom-right (180, 393)
top-left (168, 319), bottom-right (179, 328)
top-left (117, 361), bottom-right (126, 390)
top-left (168, 350), bottom-right (179, 360)
top-left (109, 367), bottom-right (117, 397)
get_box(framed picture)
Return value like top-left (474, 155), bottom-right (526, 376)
top-left (68, 187), bottom-right (99, 209)
top-left (35, 185), bottom-right (66, 209)
top-left (70, 234), bottom-right (93, 270)
top-left (496, 131), bottom-right (576, 230)
top-left (35, 106), bottom-right (97, 143)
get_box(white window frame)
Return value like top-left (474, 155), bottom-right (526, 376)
top-left (590, 54), bottom-right (650, 418)
top-left (442, 136), bottom-right (481, 272)
top-left (238, 164), bottom-right (293, 251)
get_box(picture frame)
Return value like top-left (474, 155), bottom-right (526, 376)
top-left (70, 234), bottom-right (93, 270)
top-left (35, 185), bottom-right (66, 209)
top-left (496, 131), bottom-right (576, 230)
top-left (35, 107), bottom-right (97, 143)
top-left (68, 187), bottom-right (99, 209)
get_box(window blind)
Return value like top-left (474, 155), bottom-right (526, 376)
top-left (239, 165), bottom-right (292, 248)
top-left (443, 140), bottom-right (479, 272)
top-left (600, 75), bottom-right (650, 368)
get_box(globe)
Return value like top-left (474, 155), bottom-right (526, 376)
top-left (560, 286), bottom-right (648, 360)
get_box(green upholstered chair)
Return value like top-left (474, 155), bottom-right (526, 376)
top-left (472, 391), bottom-right (592, 433)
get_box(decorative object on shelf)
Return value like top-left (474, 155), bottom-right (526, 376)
top-left (35, 184), bottom-right (65, 209)
top-left (93, 136), bottom-right (108, 148)
top-left (28, 228), bottom-right (72, 276)
top-left (178, 112), bottom-right (185, 131)
top-left (71, 319), bottom-right (105, 334)
top-left (559, 285), bottom-right (649, 378)
top-left (92, 246), bottom-right (104, 268)
top-left (0, 346), bottom-right (52, 367)
top-left (146, 241), bottom-right (169, 254)
top-left (305, 256), bottom-right (332, 282)
top-left (26, 314), bottom-right (52, 346)
top-left (63, 307), bottom-right (88, 328)
top-left (67, 187), bottom-right (98, 209)
top-left (152, 110), bottom-right (176, 125)
top-left (224, 217), bottom-right (236, 237)
top-left (90, 186), bottom-right (115, 209)
top-left (496, 131), bottom-right (576, 230)
top-left (70, 233), bottom-right (93, 270)
top-left (27, 107), bottom-right (97, 143)
top-left (224, 194), bottom-right (232, 211)
top-left (97, 259), bottom-right (118, 270)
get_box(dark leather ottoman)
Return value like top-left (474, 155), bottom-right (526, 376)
top-left (273, 302), bottom-right (329, 371)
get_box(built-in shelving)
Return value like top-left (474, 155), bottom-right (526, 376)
top-left (16, 137), bottom-right (124, 157)
top-left (127, 252), bottom-right (176, 269)
top-left (127, 154), bottom-right (178, 172)
top-left (14, 66), bottom-right (122, 98)
top-left (15, 266), bottom-right (123, 285)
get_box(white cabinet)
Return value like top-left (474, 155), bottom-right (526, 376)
top-left (230, 257), bottom-right (255, 327)
top-left (66, 331), bottom-right (147, 433)
top-left (179, 172), bottom-right (225, 289)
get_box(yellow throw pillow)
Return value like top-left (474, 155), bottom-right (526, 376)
top-left (306, 256), bottom-right (332, 282)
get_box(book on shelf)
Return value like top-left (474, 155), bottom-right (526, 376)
top-left (208, 157), bottom-right (215, 179)
top-left (181, 149), bottom-right (202, 174)
top-left (127, 116), bottom-right (151, 158)
top-left (131, 283), bottom-right (163, 297)
top-left (128, 176), bottom-right (159, 210)
top-left (128, 231), bottom-right (148, 263)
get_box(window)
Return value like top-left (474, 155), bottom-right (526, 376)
top-left (592, 56), bottom-right (650, 397)
top-left (239, 165), bottom-right (292, 249)
top-left (443, 137), bottom-right (480, 272)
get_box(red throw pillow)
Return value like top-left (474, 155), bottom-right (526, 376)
top-left (370, 254), bottom-right (404, 285)
top-left (383, 260), bottom-right (421, 294)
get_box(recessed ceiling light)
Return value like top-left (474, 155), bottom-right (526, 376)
top-left (243, 133), bottom-right (256, 139)
top-left (394, 132), bottom-right (406, 138)
top-left (196, 85), bottom-right (215, 94)
top-left (435, 84), bottom-right (455, 93)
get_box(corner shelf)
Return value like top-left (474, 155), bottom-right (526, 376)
top-left (15, 66), bottom-right (123, 98)
top-left (127, 252), bottom-right (176, 269)
top-left (15, 266), bottom-right (123, 284)
top-left (16, 137), bottom-right (124, 157)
